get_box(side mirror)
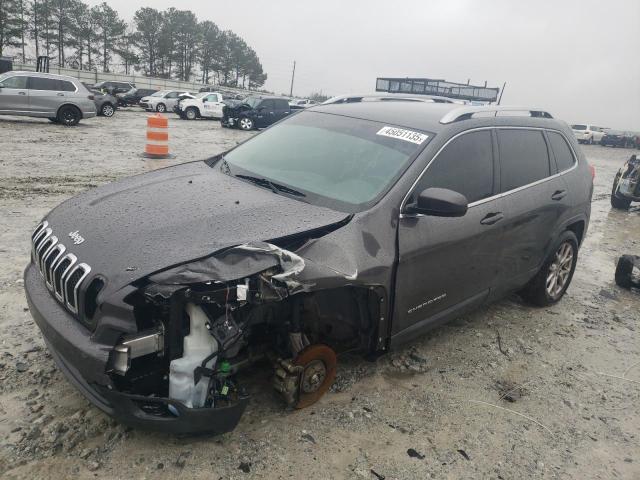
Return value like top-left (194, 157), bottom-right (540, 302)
top-left (405, 187), bottom-right (468, 217)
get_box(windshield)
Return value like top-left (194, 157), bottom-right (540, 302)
top-left (243, 97), bottom-right (261, 108)
top-left (194, 92), bottom-right (208, 99)
top-left (222, 111), bottom-right (431, 212)
top-left (0, 72), bottom-right (10, 83)
top-left (151, 91), bottom-right (167, 97)
top-left (572, 125), bottom-right (587, 130)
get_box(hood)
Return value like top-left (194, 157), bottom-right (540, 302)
top-left (223, 102), bottom-right (250, 115)
top-left (43, 161), bottom-right (349, 297)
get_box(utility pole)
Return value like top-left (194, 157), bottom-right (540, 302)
top-left (289, 60), bottom-right (296, 97)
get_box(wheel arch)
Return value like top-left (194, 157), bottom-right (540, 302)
top-left (565, 219), bottom-right (586, 246)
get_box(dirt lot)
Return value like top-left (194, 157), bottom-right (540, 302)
top-left (0, 110), bottom-right (638, 479)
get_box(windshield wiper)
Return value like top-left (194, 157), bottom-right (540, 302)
top-left (235, 174), bottom-right (306, 197)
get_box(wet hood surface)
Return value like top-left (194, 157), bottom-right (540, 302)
top-left (43, 160), bottom-right (349, 296)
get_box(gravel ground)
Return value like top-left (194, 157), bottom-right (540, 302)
top-left (0, 110), bottom-right (638, 479)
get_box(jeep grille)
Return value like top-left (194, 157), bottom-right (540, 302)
top-left (31, 221), bottom-right (91, 316)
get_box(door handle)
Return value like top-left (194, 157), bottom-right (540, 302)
top-left (480, 212), bottom-right (504, 225)
top-left (551, 190), bottom-right (567, 201)
top-left (18, 91), bottom-right (26, 95)
top-left (57, 93), bottom-right (64, 96)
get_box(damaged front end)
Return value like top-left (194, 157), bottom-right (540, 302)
top-left (99, 241), bottom-right (384, 434)
top-left (615, 155), bottom-right (640, 201)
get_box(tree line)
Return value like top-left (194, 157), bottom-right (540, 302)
top-left (0, 1), bottom-right (267, 88)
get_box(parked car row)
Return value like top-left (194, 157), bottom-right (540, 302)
top-left (571, 124), bottom-right (639, 149)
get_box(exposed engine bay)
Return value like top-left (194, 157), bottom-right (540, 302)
top-left (105, 241), bottom-right (383, 425)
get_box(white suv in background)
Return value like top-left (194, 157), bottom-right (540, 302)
top-left (571, 124), bottom-right (606, 144)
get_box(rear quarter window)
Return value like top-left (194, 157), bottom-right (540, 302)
top-left (497, 129), bottom-right (551, 192)
top-left (547, 131), bottom-right (576, 172)
top-left (59, 81), bottom-right (76, 92)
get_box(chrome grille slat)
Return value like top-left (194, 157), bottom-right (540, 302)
top-left (30, 221), bottom-right (93, 321)
top-left (54, 253), bottom-right (77, 303)
top-left (39, 236), bottom-right (58, 273)
top-left (64, 263), bottom-right (91, 314)
top-left (44, 244), bottom-right (66, 287)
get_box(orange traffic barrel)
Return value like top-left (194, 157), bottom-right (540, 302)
top-left (144, 113), bottom-right (170, 158)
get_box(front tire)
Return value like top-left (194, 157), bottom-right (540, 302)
top-left (185, 107), bottom-right (198, 120)
top-left (238, 116), bottom-right (254, 130)
top-left (57, 105), bottom-right (81, 126)
top-left (156, 103), bottom-right (166, 113)
top-left (101, 103), bottom-right (115, 117)
top-left (520, 231), bottom-right (579, 306)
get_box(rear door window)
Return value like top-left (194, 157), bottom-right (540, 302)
top-left (28, 77), bottom-right (61, 91)
top-left (497, 129), bottom-right (551, 192)
top-left (274, 99), bottom-right (290, 111)
top-left (547, 131), bottom-right (576, 172)
top-left (0, 76), bottom-right (27, 89)
top-left (260, 99), bottom-right (275, 111)
top-left (414, 130), bottom-right (494, 204)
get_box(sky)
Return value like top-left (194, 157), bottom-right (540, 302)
top-left (85, 0), bottom-right (640, 130)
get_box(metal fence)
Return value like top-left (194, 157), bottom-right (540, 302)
top-left (11, 62), bottom-right (253, 95)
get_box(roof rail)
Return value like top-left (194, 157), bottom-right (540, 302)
top-left (323, 93), bottom-right (457, 105)
top-left (439, 106), bottom-right (553, 124)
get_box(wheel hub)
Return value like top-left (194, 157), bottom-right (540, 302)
top-left (301, 359), bottom-right (327, 393)
top-left (546, 241), bottom-right (574, 298)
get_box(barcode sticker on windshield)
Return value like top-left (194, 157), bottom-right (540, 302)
top-left (376, 126), bottom-right (428, 145)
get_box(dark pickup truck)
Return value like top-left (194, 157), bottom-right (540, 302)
top-left (221, 96), bottom-right (296, 130)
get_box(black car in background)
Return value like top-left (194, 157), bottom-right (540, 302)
top-left (600, 130), bottom-right (635, 148)
top-left (93, 80), bottom-right (136, 95)
top-left (221, 96), bottom-right (293, 130)
top-left (117, 88), bottom-right (158, 107)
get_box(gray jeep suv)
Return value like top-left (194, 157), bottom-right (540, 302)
top-left (24, 101), bottom-right (593, 434)
top-left (0, 71), bottom-right (96, 126)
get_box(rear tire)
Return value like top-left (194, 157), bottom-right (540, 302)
top-left (156, 103), bottom-right (166, 113)
top-left (100, 103), bottom-right (115, 117)
top-left (57, 105), bottom-right (81, 126)
top-left (520, 231), bottom-right (578, 307)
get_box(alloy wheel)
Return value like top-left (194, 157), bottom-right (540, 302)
top-left (546, 242), bottom-right (574, 299)
top-left (102, 104), bottom-right (114, 117)
top-left (239, 118), bottom-right (253, 130)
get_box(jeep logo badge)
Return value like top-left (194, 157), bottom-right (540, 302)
top-left (68, 231), bottom-right (85, 245)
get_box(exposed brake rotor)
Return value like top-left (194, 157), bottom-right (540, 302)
top-left (293, 344), bottom-right (337, 409)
